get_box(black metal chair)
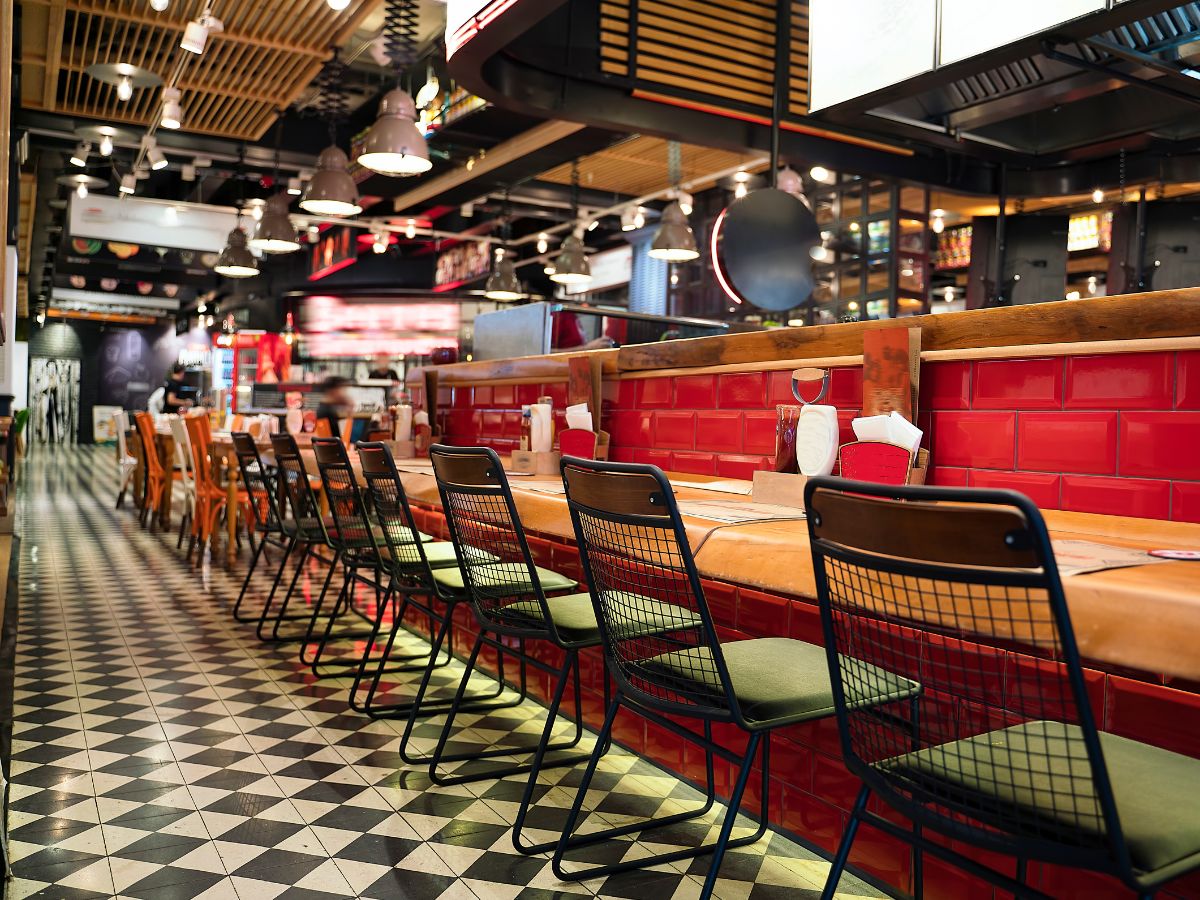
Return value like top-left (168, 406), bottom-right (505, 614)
top-left (413, 444), bottom-right (625, 852)
top-left (351, 441), bottom-right (525, 721)
top-left (263, 433), bottom-right (341, 644)
top-left (555, 457), bottom-right (918, 899)
top-left (229, 432), bottom-right (289, 624)
top-left (805, 476), bottom-right (1200, 900)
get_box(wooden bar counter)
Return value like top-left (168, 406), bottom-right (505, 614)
top-left (395, 289), bottom-right (1200, 899)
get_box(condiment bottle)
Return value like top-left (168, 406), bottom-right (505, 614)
top-left (519, 406), bottom-right (532, 451)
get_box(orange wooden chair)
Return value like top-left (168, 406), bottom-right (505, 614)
top-left (133, 412), bottom-right (165, 528)
top-left (184, 415), bottom-right (228, 554)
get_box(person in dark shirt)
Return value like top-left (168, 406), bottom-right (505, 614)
top-left (315, 375), bottom-right (352, 438)
top-left (367, 353), bottom-right (400, 381)
top-left (163, 364), bottom-right (193, 414)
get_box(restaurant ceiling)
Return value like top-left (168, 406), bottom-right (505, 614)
top-left (19, 0), bottom-right (382, 141)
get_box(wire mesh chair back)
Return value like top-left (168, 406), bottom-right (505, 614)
top-left (269, 433), bottom-right (329, 543)
top-left (561, 457), bottom-right (740, 723)
top-left (357, 442), bottom-right (443, 592)
top-left (804, 476), bottom-right (1126, 870)
top-left (311, 437), bottom-right (380, 567)
top-left (429, 445), bottom-right (557, 639)
top-left (231, 432), bottom-right (281, 533)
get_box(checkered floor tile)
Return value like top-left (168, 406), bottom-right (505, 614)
top-left (3, 446), bottom-right (884, 900)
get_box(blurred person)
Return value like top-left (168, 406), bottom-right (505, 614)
top-left (315, 375), bottom-right (353, 438)
top-left (367, 353), bottom-right (400, 381)
top-left (163, 364), bottom-right (193, 414)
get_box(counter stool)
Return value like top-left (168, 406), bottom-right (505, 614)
top-left (350, 441), bottom-right (524, 721)
top-left (230, 432), bottom-right (289, 623)
top-left (405, 445), bottom-right (607, 812)
top-left (262, 433), bottom-right (341, 643)
top-left (554, 457), bottom-right (918, 899)
top-left (805, 476), bottom-right (1200, 900)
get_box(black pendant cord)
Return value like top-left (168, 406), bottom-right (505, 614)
top-left (769, 1), bottom-right (791, 186)
top-left (570, 160), bottom-right (581, 228)
top-left (314, 49), bottom-right (348, 145)
top-left (381, 0), bottom-right (419, 89)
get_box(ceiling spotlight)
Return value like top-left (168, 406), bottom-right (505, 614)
top-left (810, 165), bottom-right (834, 184)
top-left (151, 0), bottom-right (169, 9)
top-left (160, 86), bottom-right (182, 129)
top-left (405, 219), bottom-right (416, 239)
top-left (620, 207), bottom-right (637, 231)
top-left (461, 202), bottom-right (474, 217)
top-left (649, 200), bottom-right (699, 262)
top-left (119, 173), bottom-right (136, 194)
top-left (249, 193), bottom-right (300, 254)
top-left (633, 207), bottom-right (646, 229)
top-left (586, 219), bottom-right (600, 232)
top-left (287, 177), bottom-right (302, 196)
top-left (70, 142), bottom-right (90, 167)
top-left (146, 143), bottom-right (167, 171)
top-left (307, 224), bottom-right (320, 239)
top-left (300, 146), bottom-right (362, 216)
top-left (213, 227), bottom-right (258, 278)
top-left (485, 249), bottom-right (523, 300)
top-left (117, 75), bottom-right (134, 101)
top-left (75, 182), bottom-right (88, 199)
top-left (327, 0), bottom-right (350, 8)
top-left (676, 190), bottom-right (694, 216)
top-left (357, 89), bottom-right (431, 176)
top-left (415, 65), bottom-right (441, 111)
top-left (1092, 187), bottom-right (1105, 204)
top-left (734, 181), bottom-right (748, 199)
top-left (931, 213), bottom-right (945, 234)
top-left (536, 232), bottom-right (549, 254)
top-left (98, 134), bottom-right (114, 156)
top-left (549, 233), bottom-right (591, 285)
top-left (372, 231), bottom-right (388, 254)
top-left (180, 8), bottom-right (223, 54)
top-left (810, 245), bottom-right (830, 261)
top-left (247, 198), bottom-right (265, 221)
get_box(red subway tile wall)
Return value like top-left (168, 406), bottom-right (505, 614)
top-left (439, 349), bottom-right (1200, 522)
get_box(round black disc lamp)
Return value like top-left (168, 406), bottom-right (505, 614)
top-left (712, 188), bottom-right (819, 311)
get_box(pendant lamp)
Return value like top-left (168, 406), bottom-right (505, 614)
top-left (649, 200), bottom-right (699, 262)
top-left (250, 193), bottom-right (300, 253)
top-left (300, 146), bottom-right (361, 216)
top-left (214, 226), bottom-right (258, 278)
top-left (550, 233), bottom-right (590, 285)
top-left (359, 88), bottom-right (431, 176)
top-left (485, 250), bottom-right (523, 300)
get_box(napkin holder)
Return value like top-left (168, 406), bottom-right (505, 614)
top-left (510, 450), bottom-right (562, 475)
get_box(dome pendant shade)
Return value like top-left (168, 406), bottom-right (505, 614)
top-left (549, 234), bottom-right (591, 285)
top-left (649, 200), bottom-right (699, 262)
top-left (357, 89), bottom-right (432, 177)
top-left (214, 227), bottom-right (258, 278)
top-left (250, 194), bottom-right (300, 253)
top-left (300, 146), bottom-right (362, 216)
top-left (484, 253), bottom-right (523, 300)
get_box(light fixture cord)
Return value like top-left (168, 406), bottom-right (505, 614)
top-left (381, 0), bottom-right (419, 89)
top-left (570, 160), bottom-right (581, 229)
top-left (667, 141), bottom-right (682, 192)
top-left (315, 49), bottom-right (348, 145)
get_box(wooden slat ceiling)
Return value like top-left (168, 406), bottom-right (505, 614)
top-left (20, 0), bottom-right (381, 141)
top-left (537, 135), bottom-right (764, 197)
top-left (599, 0), bottom-right (809, 119)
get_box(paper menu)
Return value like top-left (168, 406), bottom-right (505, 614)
top-left (862, 327), bottom-right (921, 419)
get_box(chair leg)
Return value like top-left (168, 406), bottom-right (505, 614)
top-left (698, 732), bottom-right (763, 900)
top-left (232, 534), bottom-right (268, 621)
top-left (256, 541), bottom-right (311, 641)
top-left (820, 784), bottom-right (870, 900)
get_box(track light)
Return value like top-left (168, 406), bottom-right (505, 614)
top-left (180, 8), bottom-right (222, 54)
top-left (144, 139), bottom-right (167, 171)
top-left (116, 76), bottom-right (134, 101)
top-left (160, 87), bottom-right (182, 129)
top-left (620, 207), bottom-right (637, 231)
top-left (358, 89), bottom-right (431, 176)
top-left (150, 0), bottom-right (169, 9)
top-left (810, 165), bottom-right (834, 184)
top-left (405, 219), bottom-right (416, 239)
top-left (70, 142), bottom-right (90, 167)
top-left (287, 177), bottom-right (302, 196)
top-left (372, 231), bottom-right (388, 254)
top-left (119, 173), bottom-right (136, 194)
top-left (676, 190), bottom-right (694, 216)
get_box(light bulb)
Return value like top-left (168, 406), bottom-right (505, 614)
top-left (99, 134), bottom-right (113, 156)
top-left (536, 233), bottom-right (549, 254)
top-left (76, 182), bottom-right (88, 199)
top-left (931, 215), bottom-right (945, 234)
top-left (405, 219), bottom-right (416, 239)
top-left (1092, 188), bottom-right (1105, 204)
top-left (810, 165), bottom-right (833, 183)
top-left (633, 208), bottom-right (645, 229)
top-left (372, 232), bottom-right (387, 254)
top-left (70, 142), bottom-right (89, 167)
top-left (150, 0), bottom-right (169, 9)
top-left (327, 0), bottom-right (350, 8)
top-left (734, 182), bottom-right (748, 199)
top-left (160, 87), bottom-right (183, 130)
top-left (117, 76), bottom-right (133, 101)
top-left (119, 173), bottom-right (136, 194)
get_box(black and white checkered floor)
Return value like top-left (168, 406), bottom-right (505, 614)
top-left (4, 446), bottom-right (881, 900)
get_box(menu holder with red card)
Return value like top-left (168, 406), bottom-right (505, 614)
top-left (838, 441), bottom-right (916, 486)
top-left (568, 355), bottom-right (610, 460)
top-left (559, 428), bottom-right (598, 460)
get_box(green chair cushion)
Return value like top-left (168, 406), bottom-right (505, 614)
top-left (430, 562), bottom-right (578, 595)
top-left (645, 637), bottom-right (919, 728)
top-left (508, 591), bottom-right (702, 645)
top-left (387, 539), bottom-right (459, 569)
top-left (885, 719), bottom-right (1200, 875)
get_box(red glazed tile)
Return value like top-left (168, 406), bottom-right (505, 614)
top-left (743, 411), bottom-right (778, 456)
top-left (611, 706), bottom-right (645, 754)
top-left (772, 734), bottom-right (813, 792)
top-left (973, 358), bottom-right (1063, 409)
top-left (543, 382), bottom-right (568, 407)
top-left (768, 370), bottom-right (798, 406)
top-left (472, 386), bottom-right (492, 406)
top-left (644, 722), bottom-right (684, 771)
top-left (789, 600), bottom-right (823, 645)
top-left (635, 377), bottom-right (673, 409)
top-left (608, 447), bottom-right (636, 463)
top-left (1065, 352), bottom-right (1174, 409)
top-left (452, 387), bottom-right (474, 408)
top-left (1106, 675), bottom-right (1200, 757)
top-left (516, 384), bottom-right (541, 405)
top-left (781, 788), bottom-right (846, 855)
top-left (737, 588), bottom-right (790, 637)
top-left (701, 580), bottom-right (738, 627)
top-left (492, 385), bottom-right (516, 407)
top-left (1006, 653), bottom-right (1104, 723)
top-left (615, 379), bottom-right (637, 409)
top-left (1172, 482), bottom-right (1200, 524)
top-left (811, 752), bottom-right (862, 811)
top-left (608, 410), bottom-right (653, 448)
top-left (826, 367), bottom-right (864, 408)
top-left (969, 470), bottom-right (1061, 509)
top-left (836, 409), bottom-right (860, 445)
top-left (848, 822), bottom-right (913, 896)
top-left (444, 409), bottom-right (477, 438)
top-left (715, 454), bottom-right (769, 480)
top-left (653, 410), bottom-right (696, 450)
top-left (1061, 475), bottom-right (1171, 520)
top-left (718, 372), bottom-right (768, 409)
top-left (1017, 411), bottom-right (1117, 474)
top-left (501, 410), bottom-right (522, 439)
top-left (1120, 411), bottom-right (1200, 480)
top-left (694, 411), bottom-right (743, 454)
top-left (669, 451), bottom-right (716, 475)
top-left (927, 466), bottom-right (969, 487)
top-left (924, 633), bottom-right (1005, 708)
top-left (480, 410), bottom-right (504, 438)
top-left (1178, 351), bottom-right (1200, 409)
top-left (931, 411), bottom-right (1016, 469)
top-left (633, 449), bottom-right (672, 469)
top-left (1033, 862), bottom-right (1125, 900)
top-left (920, 361), bottom-right (971, 411)
top-left (675, 374), bottom-right (717, 409)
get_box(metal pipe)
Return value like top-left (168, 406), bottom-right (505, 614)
top-left (1134, 186), bottom-right (1148, 290)
top-left (994, 163), bottom-right (1008, 306)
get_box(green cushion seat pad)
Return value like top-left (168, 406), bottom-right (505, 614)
top-left (507, 591), bottom-right (702, 645)
top-left (386, 539), bottom-right (460, 569)
top-left (431, 562), bottom-right (578, 595)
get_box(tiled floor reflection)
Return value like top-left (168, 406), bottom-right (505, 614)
top-left (5, 446), bottom-right (882, 900)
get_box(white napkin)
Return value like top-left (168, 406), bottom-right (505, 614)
top-left (851, 412), bottom-right (922, 453)
top-left (565, 402), bottom-right (593, 432)
top-left (530, 403), bottom-right (553, 452)
top-left (414, 410), bottom-right (430, 428)
top-left (394, 405), bottom-right (413, 442)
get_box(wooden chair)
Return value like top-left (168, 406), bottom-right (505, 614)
top-left (132, 412), bottom-right (165, 529)
top-left (183, 415), bottom-right (227, 555)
